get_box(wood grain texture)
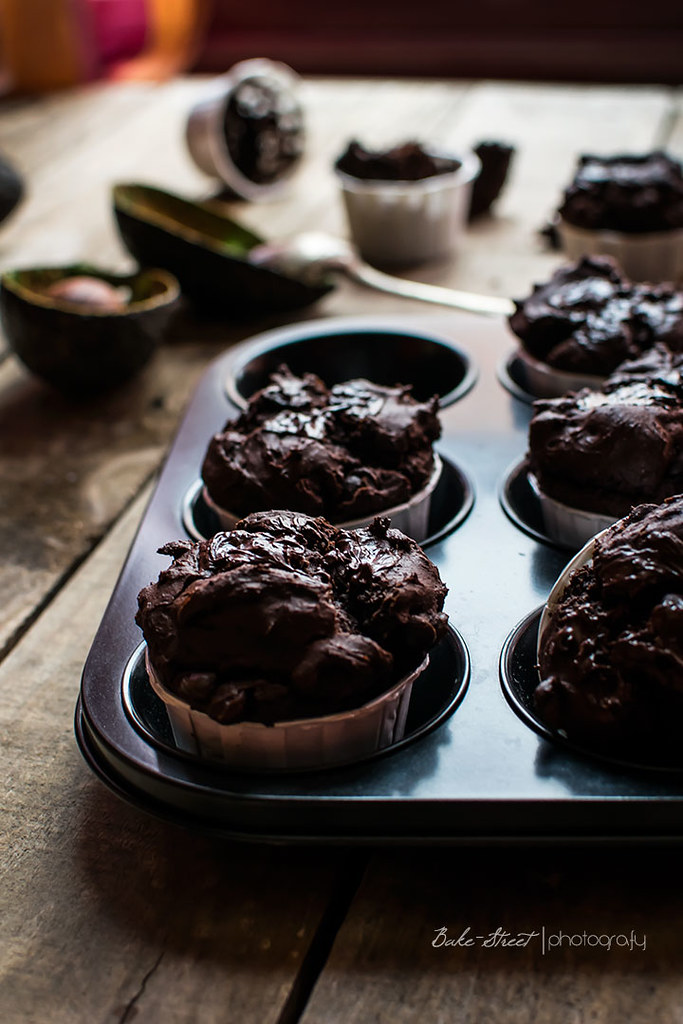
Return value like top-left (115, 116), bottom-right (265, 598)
top-left (301, 847), bottom-right (683, 1024)
top-left (0, 488), bottom-right (358, 1024)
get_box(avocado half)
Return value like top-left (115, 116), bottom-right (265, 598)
top-left (0, 264), bottom-right (180, 394)
top-left (112, 183), bottom-right (333, 315)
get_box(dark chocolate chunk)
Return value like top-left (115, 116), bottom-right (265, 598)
top-left (468, 140), bottom-right (515, 220)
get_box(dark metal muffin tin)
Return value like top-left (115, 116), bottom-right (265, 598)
top-left (77, 313), bottom-right (683, 843)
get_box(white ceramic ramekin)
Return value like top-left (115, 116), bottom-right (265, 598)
top-left (203, 454), bottom-right (442, 545)
top-left (146, 650), bottom-right (428, 771)
top-left (335, 150), bottom-right (481, 267)
top-left (557, 218), bottom-right (683, 284)
top-left (527, 470), bottom-right (616, 550)
top-left (515, 348), bottom-right (605, 399)
top-left (185, 58), bottom-right (303, 201)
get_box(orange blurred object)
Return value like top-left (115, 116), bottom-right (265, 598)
top-left (0, 0), bottom-right (211, 92)
top-left (0, 0), bottom-right (96, 91)
top-left (111, 0), bottom-right (211, 81)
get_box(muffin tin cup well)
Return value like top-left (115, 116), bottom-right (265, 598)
top-left (201, 455), bottom-right (443, 545)
top-left (225, 321), bottom-right (477, 411)
top-left (146, 650), bottom-right (428, 772)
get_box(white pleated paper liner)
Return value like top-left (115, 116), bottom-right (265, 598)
top-left (527, 471), bottom-right (616, 550)
top-left (146, 650), bottom-right (429, 771)
top-left (514, 348), bottom-right (605, 400)
top-left (557, 217), bottom-right (683, 284)
top-left (201, 454), bottom-right (443, 545)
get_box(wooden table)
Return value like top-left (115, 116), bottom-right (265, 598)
top-left (1, 76), bottom-right (683, 1024)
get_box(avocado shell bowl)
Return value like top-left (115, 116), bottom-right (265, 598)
top-left (0, 265), bottom-right (180, 395)
top-left (112, 183), bottom-right (333, 315)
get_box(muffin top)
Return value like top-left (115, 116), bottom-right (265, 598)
top-left (136, 511), bottom-right (448, 724)
top-left (335, 140), bottom-right (460, 181)
top-left (536, 496), bottom-right (683, 749)
top-left (528, 365), bottom-right (683, 517)
top-left (509, 256), bottom-right (683, 374)
top-left (202, 366), bottom-right (441, 520)
top-left (557, 151), bottom-right (683, 233)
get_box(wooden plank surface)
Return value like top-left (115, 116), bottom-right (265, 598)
top-left (1, 77), bottom-right (683, 1024)
top-left (301, 847), bottom-right (683, 1024)
top-left (0, 487), bottom-right (363, 1024)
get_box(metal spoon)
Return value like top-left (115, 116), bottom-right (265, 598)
top-left (248, 231), bottom-right (515, 318)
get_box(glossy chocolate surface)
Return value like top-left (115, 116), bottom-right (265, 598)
top-left (537, 498), bottom-right (683, 750)
top-left (202, 367), bottom-right (440, 519)
top-left (137, 512), bottom-right (447, 724)
top-left (509, 256), bottom-right (683, 374)
top-left (558, 151), bottom-right (683, 232)
top-left (528, 367), bottom-right (683, 516)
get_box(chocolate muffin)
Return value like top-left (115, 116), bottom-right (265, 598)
top-left (558, 152), bottom-right (683, 234)
top-left (202, 366), bottom-right (441, 522)
top-left (509, 256), bottom-right (683, 376)
top-left (136, 511), bottom-right (448, 726)
top-left (537, 496), bottom-right (683, 751)
top-left (528, 369), bottom-right (683, 518)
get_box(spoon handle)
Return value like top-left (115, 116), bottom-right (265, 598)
top-left (343, 259), bottom-right (515, 317)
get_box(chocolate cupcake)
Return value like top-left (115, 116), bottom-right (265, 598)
top-left (556, 152), bottom-right (683, 282)
top-left (536, 496), bottom-right (683, 753)
top-left (527, 363), bottom-right (683, 547)
top-left (136, 511), bottom-right (448, 769)
top-left (334, 139), bottom-right (480, 266)
top-left (201, 366), bottom-right (442, 542)
top-left (509, 255), bottom-right (683, 397)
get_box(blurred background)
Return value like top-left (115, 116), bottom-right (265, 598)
top-left (0, 0), bottom-right (681, 93)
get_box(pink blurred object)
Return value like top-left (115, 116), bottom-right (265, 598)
top-left (86, 0), bottom-right (148, 69)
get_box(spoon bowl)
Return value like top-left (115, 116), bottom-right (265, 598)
top-left (249, 231), bottom-right (514, 317)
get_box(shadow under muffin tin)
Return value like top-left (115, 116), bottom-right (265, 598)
top-left (77, 314), bottom-right (683, 844)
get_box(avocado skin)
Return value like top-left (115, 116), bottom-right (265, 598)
top-left (0, 267), bottom-right (179, 395)
top-left (114, 205), bottom-right (332, 316)
top-left (0, 155), bottom-right (24, 225)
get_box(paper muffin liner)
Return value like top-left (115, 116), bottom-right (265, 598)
top-left (557, 218), bottom-right (683, 283)
top-left (146, 650), bottom-right (428, 771)
top-left (203, 453), bottom-right (442, 544)
top-left (527, 470), bottom-right (616, 549)
top-left (335, 151), bottom-right (480, 266)
top-left (515, 347), bottom-right (605, 399)
top-left (538, 534), bottom-right (600, 659)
